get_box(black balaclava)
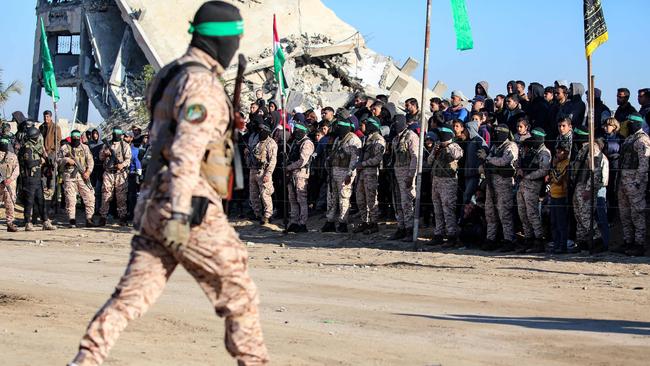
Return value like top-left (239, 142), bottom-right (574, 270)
top-left (293, 123), bottom-right (308, 141)
top-left (493, 125), bottom-right (511, 145)
top-left (628, 113), bottom-right (645, 135)
top-left (27, 127), bottom-right (40, 143)
top-left (258, 123), bottom-right (271, 141)
top-left (189, 1), bottom-right (243, 69)
top-left (436, 125), bottom-right (455, 142)
top-left (334, 120), bottom-right (353, 139)
top-left (528, 127), bottom-right (546, 149)
top-left (392, 115), bottom-right (407, 135)
top-left (112, 128), bottom-right (124, 143)
top-left (573, 127), bottom-right (589, 145)
top-left (71, 130), bottom-right (82, 148)
top-left (364, 117), bottom-right (381, 136)
top-left (0, 138), bottom-right (9, 153)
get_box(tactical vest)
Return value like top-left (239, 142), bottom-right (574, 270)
top-left (362, 133), bottom-right (384, 168)
top-left (620, 135), bottom-right (642, 170)
top-left (394, 131), bottom-right (412, 166)
top-left (331, 133), bottom-right (354, 168)
top-left (486, 143), bottom-right (516, 178)
top-left (520, 147), bottom-right (543, 180)
top-left (65, 146), bottom-right (88, 174)
top-left (20, 143), bottom-right (42, 178)
top-left (431, 145), bottom-right (459, 178)
top-left (251, 138), bottom-right (271, 170)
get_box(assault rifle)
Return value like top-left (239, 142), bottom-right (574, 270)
top-left (230, 54), bottom-right (247, 195)
top-left (70, 155), bottom-right (93, 190)
top-left (102, 139), bottom-right (122, 171)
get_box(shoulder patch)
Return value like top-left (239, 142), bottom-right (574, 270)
top-left (185, 104), bottom-right (208, 123)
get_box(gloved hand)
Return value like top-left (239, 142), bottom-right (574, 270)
top-left (163, 212), bottom-right (190, 251)
top-left (477, 149), bottom-right (487, 160)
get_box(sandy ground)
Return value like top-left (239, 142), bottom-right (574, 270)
top-left (1, 213), bottom-right (650, 366)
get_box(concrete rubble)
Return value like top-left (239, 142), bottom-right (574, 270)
top-left (31, 0), bottom-right (446, 129)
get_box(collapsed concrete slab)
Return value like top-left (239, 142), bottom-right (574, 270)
top-left (31, 0), bottom-right (444, 129)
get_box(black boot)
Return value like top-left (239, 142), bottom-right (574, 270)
top-left (97, 217), bottom-right (107, 227)
top-left (286, 223), bottom-right (299, 233)
top-left (119, 217), bottom-right (129, 226)
top-left (336, 223), bottom-right (348, 233)
top-left (525, 238), bottom-right (546, 253)
top-left (499, 240), bottom-right (516, 252)
top-left (389, 228), bottom-right (406, 241)
top-left (321, 221), bottom-right (336, 232)
top-left (481, 239), bottom-right (499, 251)
top-left (428, 235), bottom-right (444, 246)
top-left (353, 223), bottom-right (368, 233)
top-left (69, 219), bottom-right (77, 228)
top-left (363, 223), bottom-right (379, 235)
top-left (612, 242), bottom-right (632, 254)
top-left (401, 227), bottom-right (414, 242)
top-left (85, 218), bottom-right (96, 228)
top-left (296, 224), bottom-right (308, 233)
top-left (626, 244), bottom-right (646, 257)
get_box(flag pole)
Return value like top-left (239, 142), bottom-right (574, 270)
top-left (587, 56), bottom-right (596, 253)
top-left (52, 94), bottom-right (60, 214)
top-left (412, 0), bottom-right (433, 244)
top-left (281, 91), bottom-right (288, 231)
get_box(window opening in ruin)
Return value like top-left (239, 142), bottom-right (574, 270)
top-left (57, 34), bottom-right (81, 55)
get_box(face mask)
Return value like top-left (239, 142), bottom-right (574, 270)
top-left (293, 130), bottom-right (306, 141)
top-left (258, 130), bottom-right (270, 141)
top-left (0, 144), bottom-right (8, 152)
top-left (71, 139), bottom-right (81, 148)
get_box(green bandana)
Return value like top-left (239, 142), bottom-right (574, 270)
top-left (188, 20), bottom-right (244, 37)
top-left (531, 129), bottom-right (546, 137)
top-left (294, 124), bottom-right (309, 132)
top-left (366, 117), bottom-right (381, 129)
top-left (0, 138), bottom-right (9, 145)
top-left (337, 122), bottom-right (354, 129)
top-left (71, 131), bottom-right (82, 138)
top-left (439, 126), bottom-right (453, 134)
top-left (628, 115), bottom-right (645, 123)
top-left (113, 128), bottom-right (123, 135)
top-left (573, 127), bottom-right (589, 136)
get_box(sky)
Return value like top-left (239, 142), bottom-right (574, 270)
top-left (1, 0), bottom-right (648, 124)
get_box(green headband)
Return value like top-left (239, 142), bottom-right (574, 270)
top-left (188, 20), bottom-right (244, 37)
top-left (294, 124), bottom-right (309, 132)
top-left (439, 127), bottom-right (453, 134)
top-left (496, 126), bottom-right (510, 133)
top-left (113, 129), bottom-right (123, 135)
top-left (628, 115), bottom-right (645, 123)
top-left (337, 122), bottom-right (354, 129)
top-left (531, 129), bottom-right (546, 137)
top-left (0, 138), bottom-right (9, 144)
top-left (71, 131), bottom-right (82, 138)
top-left (573, 128), bottom-right (589, 136)
top-left (366, 117), bottom-right (381, 129)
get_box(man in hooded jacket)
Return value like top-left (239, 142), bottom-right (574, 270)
top-left (569, 83), bottom-right (587, 127)
top-left (515, 128), bottom-right (551, 252)
top-left (526, 82), bottom-right (550, 129)
top-left (478, 126), bottom-right (518, 250)
top-left (69, 3), bottom-right (269, 364)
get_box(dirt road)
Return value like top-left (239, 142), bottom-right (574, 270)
top-left (1, 220), bottom-right (649, 365)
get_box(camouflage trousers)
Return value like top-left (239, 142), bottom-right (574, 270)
top-left (516, 179), bottom-right (544, 239)
top-left (431, 176), bottom-right (458, 237)
top-left (326, 167), bottom-right (354, 223)
top-left (99, 170), bottom-right (128, 219)
top-left (249, 169), bottom-right (274, 219)
top-left (0, 182), bottom-right (16, 224)
top-left (394, 167), bottom-right (415, 229)
top-left (288, 174), bottom-right (308, 225)
top-left (71, 199), bottom-right (269, 366)
top-left (355, 168), bottom-right (379, 224)
top-left (485, 175), bottom-right (514, 241)
top-left (573, 182), bottom-right (599, 243)
top-left (618, 179), bottom-right (647, 245)
top-left (64, 179), bottom-right (95, 221)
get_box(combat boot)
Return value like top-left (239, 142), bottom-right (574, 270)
top-left (353, 223), bottom-right (368, 233)
top-left (97, 217), bottom-right (107, 227)
top-left (119, 217), bottom-right (129, 226)
top-left (481, 239), bottom-right (499, 251)
top-left (525, 238), bottom-right (546, 253)
top-left (43, 220), bottom-right (57, 231)
top-left (260, 217), bottom-right (270, 225)
top-left (626, 244), bottom-right (646, 257)
top-left (389, 228), bottom-right (406, 241)
top-left (7, 222), bottom-right (18, 232)
top-left (286, 223), bottom-right (299, 233)
top-left (85, 217), bottom-right (96, 228)
top-left (336, 223), bottom-right (348, 233)
top-left (321, 221), bottom-right (336, 232)
top-left (296, 224), bottom-right (308, 233)
top-left (363, 223), bottom-right (379, 235)
top-left (25, 223), bottom-right (34, 232)
top-left (69, 219), bottom-right (77, 228)
top-left (498, 240), bottom-right (516, 253)
top-left (612, 242), bottom-right (632, 254)
top-left (428, 235), bottom-right (444, 246)
top-left (401, 227), bottom-right (414, 242)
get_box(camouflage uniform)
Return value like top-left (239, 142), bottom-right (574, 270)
top-left (327, 132), bottom-right (362, 223)
top-left (516, 144), bottom-right (551, 239)
top-left (485, 140), bottom-right (519, 242)
top-left (428, 142), bottom-right (463, 237)
top-left (356, 131), bottom-right (386, 224)
top-left (71, 47), bottom-right (268, 366)
top-left (99, 139), bottom-right (131, 220)
top-left (286, 136), bottom-right (314, 226)
top-left (570, 142), bottom-right (608, 243)
top-left (0, 151), bottom-right (19, 225)
top-left (618, 129), bottom-right (650, 246)
top-left (57, 143), bottom-right (95, 221)
top-left (391, 129), bottom-right (419, 229)
top-left (248, 137), bottom-right (277, 220)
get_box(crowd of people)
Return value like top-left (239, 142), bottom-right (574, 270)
top-left (0, 110), bottom-right (147, 231)
top-left (235, 83), bottom-right (650, 257)
top-left (1, 82), bottom-right (649, 257)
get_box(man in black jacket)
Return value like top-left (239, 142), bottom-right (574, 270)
top-left (503, 94), bottom-right (526, 132)
top-left (614, 88), bottom-right (637, 124)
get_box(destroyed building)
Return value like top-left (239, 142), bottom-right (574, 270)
top-left (30, 0), bottom-right (446, 127)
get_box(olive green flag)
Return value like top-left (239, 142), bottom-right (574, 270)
top-left (450, 0), bottom-right (474, 51)
top-left (40, 18), bottom-right (59, 102)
